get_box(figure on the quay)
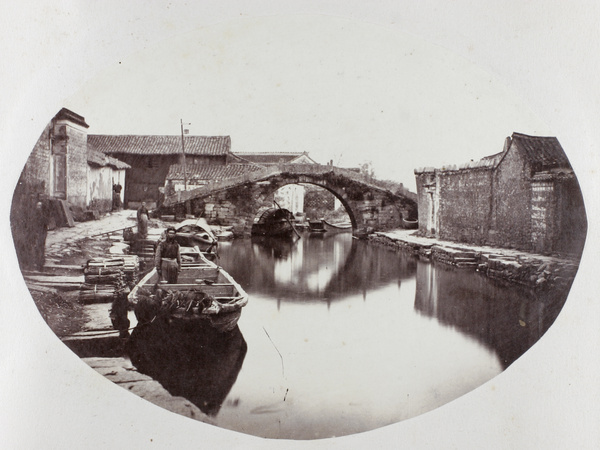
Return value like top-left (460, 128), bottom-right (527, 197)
top-left (112, 183), bottom-right (122, 211)
top-left (154, 226), bottom-right (181, 284)
top-left (137, 201), bottom-right (149, 238)
top-left (32, 199), bottom-right (49, 270)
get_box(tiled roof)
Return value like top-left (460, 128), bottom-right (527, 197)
top-left (166, 163), bottom-right (263, 181)
top-left (233, 152), bottom-right (311, 164)
top-left (511, 132), bottom-right (570, 168)
top-left (88, 135), bottom-right (231, 156)
top-left (415, 133), bottom-right (571, 175)
top-left (87, 149), bottom-right (130, 169)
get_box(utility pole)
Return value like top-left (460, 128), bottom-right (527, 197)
top-left (180, 119), bottom-right (188, 191)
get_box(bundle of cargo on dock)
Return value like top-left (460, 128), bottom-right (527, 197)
top-left (79, 255), bottom-right (140, 303)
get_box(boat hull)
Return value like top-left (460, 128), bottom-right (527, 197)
top-left (128, 247), bottom-right (248, 333)
top-left (251, 221), bottom-right (295, 237)
top-left (322, 219), bottom-right (352, 233)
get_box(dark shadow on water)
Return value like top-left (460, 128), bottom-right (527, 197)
top-left (414, 260), bottom-right (572, 369)
top-left (127, 319), bottom-right (247, 416)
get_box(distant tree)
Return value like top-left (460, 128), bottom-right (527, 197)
top-left (358, 161), bottom-right (375, 181)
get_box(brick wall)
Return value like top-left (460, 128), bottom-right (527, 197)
top-left (437, 168), bottom-right (493, 245)
top-left (414, 140), bottom-right (586, 255)
top-left (22, 122), bottom-right (52, 194)
top-left (552, 174), bottom-right (587, 255)
top-left (490, 146), bottom-right (533, 250)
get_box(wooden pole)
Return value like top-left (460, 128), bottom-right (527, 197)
top-left (273, 200), bottom-right (301, 239)
top-left (180, 119), bottom-right (187, 191)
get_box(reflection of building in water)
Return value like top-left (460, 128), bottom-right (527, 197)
top-left (272, 235), bottom-right (350, 296)
top-left (415, 261), bottom-right (438, 317)
top-left (413, 260), bottom-right (570, 368)
top-left (273, 238), bottom-right (303, 285)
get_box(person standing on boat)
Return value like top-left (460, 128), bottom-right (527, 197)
top-left (137, 201), bottom-right (149, 238)
top-left (155, 226), bottom-right (181, 284)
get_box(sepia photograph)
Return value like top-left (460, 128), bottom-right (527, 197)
top-left (1, 2), bottom-right (599, 449)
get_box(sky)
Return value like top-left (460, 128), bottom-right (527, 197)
top-left (64, 15), bottom-right (551, 191)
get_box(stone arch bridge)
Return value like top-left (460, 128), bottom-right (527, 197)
top-left (163, 164), bottom-right (417, 236)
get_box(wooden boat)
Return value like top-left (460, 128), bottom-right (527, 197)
top-left (308, 219), bottom-right (327, 233)
top-left (251, 208), bottom-right (297, 238)
top-left (403, 218), bottom-right (419, 229)
top-left (173, 218), bottom-right (218, 253)
top-left (128, 247), bottom-right (248, 332)
top-left (322, 219), bottom-right (352, 233)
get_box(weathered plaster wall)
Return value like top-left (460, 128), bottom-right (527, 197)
top-left (87, 166), bottom-right (126, 212)
top-left (414, 141), bottom-right (587, 255)
top-left (437, 168), bottom-right (493, 245)
top-left (553, 174), bottom-right (587, 255)
top-left (64, 123), bottom-right (89, 208)
top-left (21, 122), bottom-right (52, 195)
top-left (415, 171), bottom-right (436, 235)
top-left (490, 146), bottom-right (532, 250)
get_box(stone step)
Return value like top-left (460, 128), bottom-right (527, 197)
top-left (456, 262), bottom-right (479, 268)
top-left (454, 257), bottom-right (477, 263)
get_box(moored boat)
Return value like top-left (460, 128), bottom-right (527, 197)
top-left (321, 219), bottom-right (352, 234)
top-left (173, 218), bottom-right (218, 253)
top-left (128, 247), bottom-right (248, 332)
top-left (403, 218), bottom-right (419, 229)
top-left (251, 207), bottom-right (297, 238)
top-left (308, 219), bottom-right (327, 233)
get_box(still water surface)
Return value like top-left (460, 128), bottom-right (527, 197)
top-left (157, 233), bottom-right (568, 439)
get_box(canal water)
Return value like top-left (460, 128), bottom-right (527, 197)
top-left (144, 232), bottom-right (569, 440)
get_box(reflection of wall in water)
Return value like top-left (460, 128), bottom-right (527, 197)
top-left (414, 260), bottom-right (569, 368)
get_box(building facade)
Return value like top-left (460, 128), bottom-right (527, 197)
top-left (16, 108), bottom-right (129, 214)
top-left (88, 135), bottom-right (232, 208)
top-left (415, 133), bottom-right (587, 256)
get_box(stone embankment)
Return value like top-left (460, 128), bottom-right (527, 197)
top-left (371, 230), bottom-right (581, 292)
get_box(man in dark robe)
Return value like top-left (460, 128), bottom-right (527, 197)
top-left (112, 183), bottom-right (122, 211)
top-left (154, 227), bottom-right (181, 283)
top-left (32, 199), bottom-right (49, 270)
top-left (137, 202), bottom-right (149, 238)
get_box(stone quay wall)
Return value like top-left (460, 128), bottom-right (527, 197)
top-left (370, 232), bottom-right (580, 293)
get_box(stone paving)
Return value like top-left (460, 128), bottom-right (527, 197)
top-left (45, 209), bottom-right (139, 262)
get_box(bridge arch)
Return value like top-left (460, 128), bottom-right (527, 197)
top-left (164, 164), bottom-right (417, 236)
top-left (258, 180), bottom-right (359, 228)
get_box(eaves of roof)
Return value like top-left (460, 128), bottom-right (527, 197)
top-left (88, 135), bottom-right (231, 156)
top-left (166, 163), bottom-right (263, 181)
top-left (87, 149), bottom-right (131, 169)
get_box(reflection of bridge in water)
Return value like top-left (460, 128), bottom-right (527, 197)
top-left (218, 233), bottom-right (417, 307)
